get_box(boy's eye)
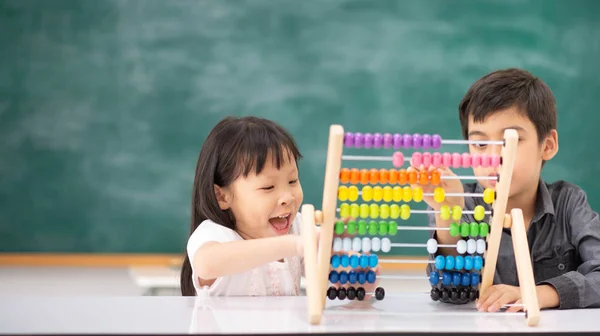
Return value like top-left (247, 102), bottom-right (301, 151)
top-left (289, 179), bottom-right (298, 185)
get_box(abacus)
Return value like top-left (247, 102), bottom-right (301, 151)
top-left (301, 125), bottom-right (540, 327)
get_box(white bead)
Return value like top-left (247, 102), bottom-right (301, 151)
top-left (333, 238), bottom-right (342, 252)
top-left (477, 239), bottom-right (486, 254)
top-left (362, 237), bottom-right (371, 253)
top-left (381, 238), bottom-right (391, 253)
top-left (456, 240), bottom-right (467, 254)
top-left (426, 238), bottom-right (437, 254)
top-left (371, 237), bottom-right (381, 252)
top-left (352, 237), bottom-right (362, 252)
top-left (467, 239), bottom-right (477, 254)
top-left (342, 238), bottom-right (352, 252)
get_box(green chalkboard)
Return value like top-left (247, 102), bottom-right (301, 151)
top-left (1, 0), bottom-right (599, 255)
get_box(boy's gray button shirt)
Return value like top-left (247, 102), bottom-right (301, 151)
top-left (426, 180), bottom-right (600, 309)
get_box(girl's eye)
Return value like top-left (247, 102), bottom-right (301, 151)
top-left (289, 179), bottom-right (298, 185)
top-left (261, 186), bottom-right (274, 190)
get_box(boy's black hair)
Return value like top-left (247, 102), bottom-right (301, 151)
top-left (459, 68), bottom-right (557, 143)
top-left (180, 116), bottom-right (302, 296)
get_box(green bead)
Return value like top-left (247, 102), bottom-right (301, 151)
top-left (378, 220), bottom-right (388, 236)
top-left (449, 222), bottom-right (459, 237)
top-left (388, 221), bottom-right (398, 236)
top-left (368, 220), bottom-right (378, 235)
top-left (335, 221), bottom-right (345, 235)
top-left (470, 222), bottom-right (479, 237)
top-left (460, 222), bottom-right (470, 237)
top-left (347, 220), bottom-right (357, 235)
top-left (357, 220), bottom-right (368, 235)
top-left (479, 222), bottom-right (489, 237)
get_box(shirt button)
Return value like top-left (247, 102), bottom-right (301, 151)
top-left (558, 263), bottom-right (565, 270)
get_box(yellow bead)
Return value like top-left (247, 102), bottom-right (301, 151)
top-left (474, 205), bottom-right (485, 221)
top-left (452, 205), bottom-right (462, 221)
top-left (433, 187), bottom-right (445, 203)
top-left (348, 186), bottom-right (359, 202)
top-left (340, 203), bottom-right (350, 218)
top-left (362, 186), bottom-right (373, 202)
top-left (350, 203), bottom-right (360, 218)
top-left (402, 186), bottom-right (412, 202)
top-left (373, 186), bottom-right (383, 202)
top-left (338, 186), bottom-right (348, 201)
top-left (393, 186), bottom-right (403, 202)
top-left (370, 204), bottom-right (379, 219)
top-left (483, 188), bottom-right (495, 204)
top-left (400, 204), bottom-right (411, 220)
top-left (383, 186), bottom-right (393, 202)
top-left (380, 204), bottom-right (390, 219)
top-left (390, 204), bottom-right (400, 219)
top-left (440, 205), bottom-right (450, 220)
top-left (360, 204), bottom-right (370, 218)
top-left (413, 186), bottom-right (423, 202)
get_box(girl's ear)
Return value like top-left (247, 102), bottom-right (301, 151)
top-left (214, 185), bottom-right (231, 210)
top-left (541, 129), bottom-right (559, 161)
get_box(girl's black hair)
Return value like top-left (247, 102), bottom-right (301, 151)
top-left (180, 116), bottom-right (302, 296)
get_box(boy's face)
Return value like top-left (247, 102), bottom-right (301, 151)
top-left (466, 106), bottom-right (558, 198)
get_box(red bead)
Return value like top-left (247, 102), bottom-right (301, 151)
top-left (461, 153), bottom-right (471, 168)
top-left (452, 152), bottom-right (461, 169)
top-left (422, 152), bottom-right (432, 167)
top-left (442, 152), bottom-right (452, 167)
top-left (432, 152), bottom-right (442, 168)
top-left (471, 154), bottom-right (481, 167)
top-left (481, 154), bottom-right (490, 168)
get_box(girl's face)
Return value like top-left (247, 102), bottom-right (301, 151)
top-left (216, 151), bottom-right (303, 239)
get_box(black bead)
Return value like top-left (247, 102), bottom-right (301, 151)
top-left (459, 288), bottom-right (468, 301)
top-left (375, 287), bottom-right (385, 300)
top-left (450, 288), bottom-right (459, 302)
top-left (430, 287), bottom-right (441, 301)
top-left (337, 287), bottom-right (347, 300)
top-left (441, 287), bottom-right (450, 301)
top-left (468, 288), bottom-right (478, 301)
top-left (347, 286), bottom-right (356, 300)
top-left (327, 287), bottom-right (338, 300)
top-left (356, 287), bottom-right (366, 301)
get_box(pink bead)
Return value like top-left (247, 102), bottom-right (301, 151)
top-left (481, 154), bottom-right (490, 168)
top-left (490, 155), bottom-right (501, 168)
top-left (452, 152), bottom-right (462, 169)
top-left (461, 153), bottom-right (471, 168)
top-left (432, 152), bottom-right (442, 168)
top-left (442, 152), bottom-right (452, 167)
top-left (411, 152), bottom-right (422, 167)
top-left (471, 154), bottom-right (481, 167)
top-left (393, 152), bottom-right (405, 168)
top-left (422, 152), bottom-right (432, 167)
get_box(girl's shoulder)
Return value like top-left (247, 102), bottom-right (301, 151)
top-left (187, 219), bottom-right (242, 256)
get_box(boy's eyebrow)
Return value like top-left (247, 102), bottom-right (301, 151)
top-left (468, 126), bottom-right (526, 137)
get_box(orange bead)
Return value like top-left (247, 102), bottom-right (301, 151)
top-left (350, 168), bottom-right (360, 184)
top-left (360, 169), bottom-right (369, 184)
top-left (369, 168), bottom-right (379, 184)
top-left (398, 169), bottom-right (407, 185)
top-left (419, 170), bottom-right (429, 185)
top-left (431, 170), bottom-right (441, 185)
top-left (388, 169), bottom-right (398, 184)
top-left (340, 168), bottom-right (350, 184)
top-left (379, 169), bottom-right (389, 184)
top-left (408, 170), bottom-right (418, 184)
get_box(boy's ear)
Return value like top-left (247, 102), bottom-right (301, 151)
top-left (541, 129), bottom-right (559, 161)
top-left (214, 185), bottom-right (231, 210)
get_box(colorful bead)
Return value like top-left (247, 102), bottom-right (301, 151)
top-left (358, 269), bottom-right (367, 283)
top-left (429, 271), bottom-right (440, 285)
top-left (400, 204), bottom-right (410, 220)
top-left (378, 221), bottom-right (388, 235)
top-left (348, 186), bottom-right (359, 202)
top-left (379, 169), bottom-right (389, 184)
top-left (442, 152), bottom-right (452, 167)
top-left (467, 239), bottom-right (476, 254)
top-left (350, 168), bottom-right (359, 184)
top-left (373, 186), bottom-right (383, 202)
top-left (340, 203), bottom-right (350, 218)
top-left (358, 220), bottom-right (367, 235)
top-left (402, 134), bottom-right (412, 148)
top-left (388, 221), bottom-right (398, 236)
top-left (342, 238), bottom-right (351, 251)
top-left (369, 255), bottom-right (378, 268)
top-left (360, 204), bottom-right (369, 218)
top-left (455, 255), bottom-right (464, 270)
top-left (474, 205), bottom-right (485, 221)
top-left (340, 168), bottom-right (350, 183)
top-left (445, 255), bottom-right (455, 270)
top-left (440, 205), bottom-right (450, 220)
top-left (462, 153), bottom-right (471, 168)
top-left (461, 273), bottom-right (471, 286)
top-left (456, 240), bottom-right (467, 254)
top-left (471, 154), bottom-right (481, 167)
top-left (390, 204), bottom-right (400, 219)
top-left (368, 221), bottom-right (378, 235)
top-left (435, 256), bottom-right (445, 270)
top-left (460, 222), bottom-right (470, 237)
top-left (364, 133), bottom-right (373, 148)
top-left (352, 237), bottom-right (361, 252)
top-left (422, 152), bottom-right (432, 167)
top-left (483, 188), bottom-right (495, 204)
top-left (449, 222), bottom-right (459, 237)
top-left (432, 134), bottom-right (442, 149)
top-left (335, 221), bottom-right (345, 235)
top-left (393, 186), bottom-right (403, 202)
top-left (331, 255), bottom-right (340, 268)
top-left (442, 272), bottom-right (452, 285)
top-left (471, 273), bottom-right (480, 286)
top-left (349, 270), bottom-right (358, 284)
top-left (350, 257), bottom-right (359, 269)
top-left (369, 168), bottom-right (379, 184)
top-left (362, 237), bottom-right (371, 253)
top-left (388, 169), bottom-right (398, 184)
top-left (479, 222), bottom-right (489, 237)
top-left (402, 186), bottom-right (413, 202)
top-left (398, 169), bottom-right (408, 184)
top-left (413, 186), bottom-right (424, 202)
top-left (452, 152), bottom-right (462, 168)
top-left (339, 271), bottom-right (348, 284)
top-left (359, 255), bottom-right (369, 269)
top-left (383, 186), bottom-right (393, 202)
top-left (477, 239), bottom-right (486, 254)
top-left (422, 134), bottom-right (432, 149)
top-left (380, 204), bottom-right (390, 219)
top-left (371, 237), bottom-right (381, 252)
top-left (412, 152), bottom-right (422, 167)
top-left (393, 152), bottom-right (405, 168)
top-left (362, 186), bottom-right (373, 202)
top-left (344, 133), bottom-right (354, 147)
top-left (350, 204), bottom-right (359, 218)
top-left (419, 170), bottom-right (429, 185)
top-left (381, 237), bottom-right (391, 252)
top-left (338, 186), bottom-right (348, 201)
top-left (373, 133), bottom-right (383, 148)
top-left (470, 222), bottom-right (479, 237)
top-left (341, 255), bottom-right (349, 267)
top-left (347, 220), bottom-right (357, 234)
top-left (430, 169), bottom-right (440, 185)
top-left (474, 256), bottom-right (483, 270)
top-left (367, 270), bottom-right (376, 284)
top-left (433, 187), bottom-right (445, 203)
top-left (329, 270), bottom-right (339, 283)
top-left (464, 256), bottom-right (473, 270)
top-left (354, 133), bottom-right (364, 148)
top-left (413, 133), bottom-right (423, 148)
top-left (383, 133), bottom-right (393, 148)
top-left (452, 205), bottom-right (462, 221)
top-left (481, 154), bottom-right (490, 168)
top-left (393, 133), bottom-right (403, 149)
top-left (426, 238), bottom-right (438, 254)
top-left (491, 154), bottom-right (501, 168)
top-left (332, 237), bottom-right (342, 252)
top-left (453, 272), bottom-right (461, 286)
top-left (369, 204), bottom-right (379, 219)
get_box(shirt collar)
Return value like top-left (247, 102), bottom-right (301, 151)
top-left (532, 178), bottom-right (555, 222)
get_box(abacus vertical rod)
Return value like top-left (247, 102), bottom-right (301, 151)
top-left (510, 209), bottom-right (541, 326)
top-left (317, 125), bottom-right (345, 310)
top-left (301, 204), bottom-right (322, 325)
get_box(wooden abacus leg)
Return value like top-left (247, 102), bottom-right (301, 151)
top-left (301, 204), bottom-right (322, 325)
top-left (509, 209), bottom-right (541, 327)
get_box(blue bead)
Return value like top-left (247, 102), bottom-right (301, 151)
top-left (358, 271), bottom-right (367, 284)
top-left (452, 272), bottom-right (461, 286)
top-left (348, 271), bottom-right (357, 284)
top-left (339, 271), bottom-right (348, 284)
top-left (454, 255), bottom-right (464, 270)
top-left (369, 255), bottom-right (378, 268)
top-left (350, 255), bottom-right (359, 268)
top-left (366, 270), bottom-right (376, 284)
top-left (474, 256), bottom-right (483, 271)
top-left (331, 255), bottom-right (340, 268)
top-left (434, 255), bottom-right (445, 270)
top-left (445, 255), bottom-right (455, 270)
top-left (461, 273), bottom-right (470, 286)
top-left (464, 256), bottom-right (473, 270)
top-left (341, 255), bottom-right (349, 268)
top-left (471, 273), bottom-right (480, 286)
top-left (442, 272), bottom-right (452, 285)
top-left (329, 271), bottom-right (339, 283)
top-left (429, 271), bottom-right (439, 285)
top-left (359, 255), bottom-right (369, 268)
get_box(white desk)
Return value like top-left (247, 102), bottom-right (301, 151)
top-left (0, 294), bottom-right (598, 334)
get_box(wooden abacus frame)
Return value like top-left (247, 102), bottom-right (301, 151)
top-left (302, 125), bottom-right (540, 326)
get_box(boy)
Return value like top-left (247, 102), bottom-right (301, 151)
top-left (423, 68), bottom-right (600, 312)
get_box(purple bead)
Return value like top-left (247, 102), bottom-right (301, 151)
top-left (354, 132), bottom-right (364, 148)
top-left (412, 133), bottom-right (422, 149)
top-left (392, 133), bottom-right (403, 149)
top-left (422, 134), bottom-right (432, 149)
top-left (344, 132), bottom-right (355, 147)
top-left (383, 133), bottom-right (393, 148)
top-left (364, 133), bottom-right (373, 148)
top-left (373, 133), bottom-right (383, 148)
top-left (432, 134), bottom-right (442, 149)
top-left (402, 134), bottom-right (413, 148)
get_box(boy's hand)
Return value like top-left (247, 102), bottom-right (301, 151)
top-left (477, 284), bottom-right (522, 312)
top-left (407, 164), bottom-right (465, 211)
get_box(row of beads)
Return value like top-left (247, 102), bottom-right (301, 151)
top-left (405, 152), bottom-right (501, 169)
top-left (339, 167), bottom-right (442, 185)
top-left (329, 270), bottom-right (376, 285)
top-left (338, 203), bottom-right (487, 221)
top-left (327, 286), bottom-right (385, 301)
top-left (430, 287), bottom-right (478, 303)
top-left (450, 222), bottom-right (489, 238)
top-left (434, 255), bottom-right (484, 271)
top-left (338, 185), bottom-right (495, 204)
top-left (344, 132), bottom-right (442, 149)
top-left (332, 237), bottom-right (486, 254)
top-left (331, 254), bottom-right (380, 269)
top-left (334, 220), bottom-right (399, 236)
top-left (430, 271), bottom-right (481, 287)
